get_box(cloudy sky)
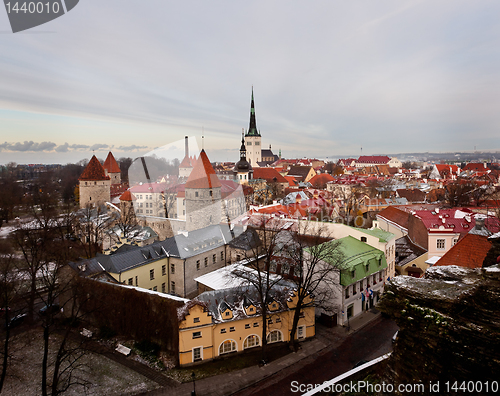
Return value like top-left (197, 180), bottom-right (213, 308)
top-left (1, 0), bottom-right (500, 165)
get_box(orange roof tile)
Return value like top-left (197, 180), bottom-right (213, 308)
top-left (119, 190), bottom-right (136, 201)
top-left (309, 173), bottom-right (335, 188)
top-left (435, 233), bottom-right (492, 269)
top-left (103, 152), bottom-right (121, 174)
top-left (79, 155), bottom-right (110, 181)
top-left (185, 150), bottom-right (221, 189)
top-left (253, 168), bottom-right (288, 184)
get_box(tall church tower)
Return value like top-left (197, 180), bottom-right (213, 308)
top-left (234, 131), bottom-right (253, 184)
top-left (185, 150), bottom-right (222, 231)
top-left (245, 88), bottom-right (262, 166)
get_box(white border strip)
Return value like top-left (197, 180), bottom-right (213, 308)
top-left (302, 353), bottom-right (391, 396)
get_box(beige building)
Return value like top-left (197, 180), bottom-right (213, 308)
top-left (78, 155), bottom-right (111, 209)
top-left (178, 286), bottom-right (315, 366)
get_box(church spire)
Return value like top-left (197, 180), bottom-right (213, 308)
top-left (240, 130), bottom-right (247, 160)
top-left (246, 86), bottom-right (260, 137)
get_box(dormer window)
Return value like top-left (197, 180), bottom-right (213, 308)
top-left (249, 307), bottom-right (254, 312)
top-left (225, 311), bottom-right (230, 317)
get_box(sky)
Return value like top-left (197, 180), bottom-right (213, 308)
top-left (1, 0), bottom-right (500, 165)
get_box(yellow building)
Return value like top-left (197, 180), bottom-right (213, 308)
top-left (178, 286), bottom-right (315, 366)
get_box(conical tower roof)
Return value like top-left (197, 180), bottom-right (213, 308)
top-left (119, 190), bottom-right (136, 201)
top-left (79, 155), bottom-right (110, 181)
top-left (185, 149), bottom-right (221, 189)
top-left (246, 87), bottom-right (260, 137)
top-left (103, 152), bottom-right (121, 173)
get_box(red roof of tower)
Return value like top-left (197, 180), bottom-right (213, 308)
top-left (103, 152), bottom-right (121, 174)
top-left (179, 155), bottom-right (193, 168)
top-left (185, 150), bottom-right (221, 189)
top-left (79, 155), bottom-right (110, 181)
top-left (119, 190), bottom-right (136, 201)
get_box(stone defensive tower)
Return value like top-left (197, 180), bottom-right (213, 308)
top-left (103, 151), bottom-right (121, 185)
top-left (185, 149), bottom-right (221, 231)
top-left (78, 155), bottom-right (111, 209)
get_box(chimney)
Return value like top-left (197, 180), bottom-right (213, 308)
top-left (185, 136), bottom-right (189, 158)
top-left (476, 217), bottom-right (485, 230)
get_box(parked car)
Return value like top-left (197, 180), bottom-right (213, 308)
top-left (39, 304), bottom-right (61, 316)
top-left (8, 313), bottom-right (27, 328)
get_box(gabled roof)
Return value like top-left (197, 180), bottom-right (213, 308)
top-left (377, 206), bottom-right (410, 231)
top-left (287, 165), bottom-right (314, 180)
top-left (396, 189), bottom-right (426, 203)
top-left (103, 152), bottom-right (121, 174)
top-left (309, 173), bottom-right (335, 188)
top-left (185, 150), bottom-right (221, 189)
top-left (253, 167), bottom-right (288, 184)
top-left (434, 233), bottom-right (492, 269)
top-left (119, 190), bottom-right (136, 201)
top-left (79, 155), bottom-right (110, 181)
top-left (463, 163), bottom-right (488, 172)
top-left (357, 156), bottom-right (390, 164)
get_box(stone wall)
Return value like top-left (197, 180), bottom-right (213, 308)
top-left (79, 180), bottom-right (111, 208)
top-left (378, 265), bottom-right (500, 384)
top-left (185, 187), bottom-right (222, 231)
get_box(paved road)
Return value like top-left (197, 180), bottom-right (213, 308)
top-left (232, 316), bottom-right (398, 396)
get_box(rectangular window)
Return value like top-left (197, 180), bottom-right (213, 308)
top-left (345, 287), bottom-right (350, 299)
top-left (196, 260), bottom-right (200, 270)
top-left (220, 328), bottom-right (226, 333)
top-left (437, 239), bottom-right (445, 249)
top-left (204, 257), bottom-right (208, 267)
top-left (135, 276), bottom-right (138, 286)
top-left (192, 331), bottom-right (201, 339)
top-left (170, 263), bottom-right (175, 274)
top-left (253, 322), bottom-right (259, 327)
top-left (162, 265), bottom-right (166, 276)
top-left (128, 278), bottom-right (133, 285)
top-left (213, 254), bottom-right (216, 264)
top-left (194, 317), bottom-right (200, 323)
top-left (171, 281), bottom-right (175, 294)
top-left (162, 283), bottom-right (165, 293)
top-left (150, 269), bottom-right (154, 280)
top-left (236, 254), bottom-right (241, 261)
top-left (229, 327), bottom-right (235, 332)
top-left (298, 326), bottom-right (305, 339)
top-left (193, 347), bottom-right (201, 361)
top-left (276, 317), bottom-right (281, 323)
top-left (221, 251), bottom-right (224, 261)
top-left (245, 324), bottom-right (250, 329)
top-left (153, 286), bottom-right (157, 292)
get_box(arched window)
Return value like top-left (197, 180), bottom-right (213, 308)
top-left (219, 340), bottom-right (237, 355)
top-left (267, 330), bottom-right (283, 344)
top-left (243, 335), bottom-right (260, 349)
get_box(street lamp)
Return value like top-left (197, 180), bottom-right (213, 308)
top-left (191, 372), bottom-right (196, 396)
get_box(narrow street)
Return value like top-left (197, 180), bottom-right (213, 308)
top-left (232, 316), bottom-right (398, 396)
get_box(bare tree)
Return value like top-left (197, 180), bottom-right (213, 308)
top-left (72, 204), bottom-right (115, 258)
top-left (279, 221), bottom-right (345, 350)
top-left (0, 240), bottom-right (23, 393)
top-left (229, 219), bottom-right (285, 362)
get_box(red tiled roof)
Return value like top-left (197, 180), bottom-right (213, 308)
top-left (435, 234), bottom-right (492, 269)
top-left (284, 176), bottom-right (299, 187)
top-left (462, 163), bottom-right (488, 172)
top-left (185, 150), bottom-right (221, 189)
top-left (130, 182), bottom-right (168, 194)
top-left (119, 190), bottom-right (136, 201)
top-left (103, 152), bottom-right (121, 174)
top-left (377, 206), bottom-right (410, 230)
top-left (357, 156), bottom-right (390, 164)
top-left (309, 173), bottom-right (335, 188)
top-left (78, 155), bottom-right (110, 181)
top-left (253, 168), bottom-right (288, 184)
